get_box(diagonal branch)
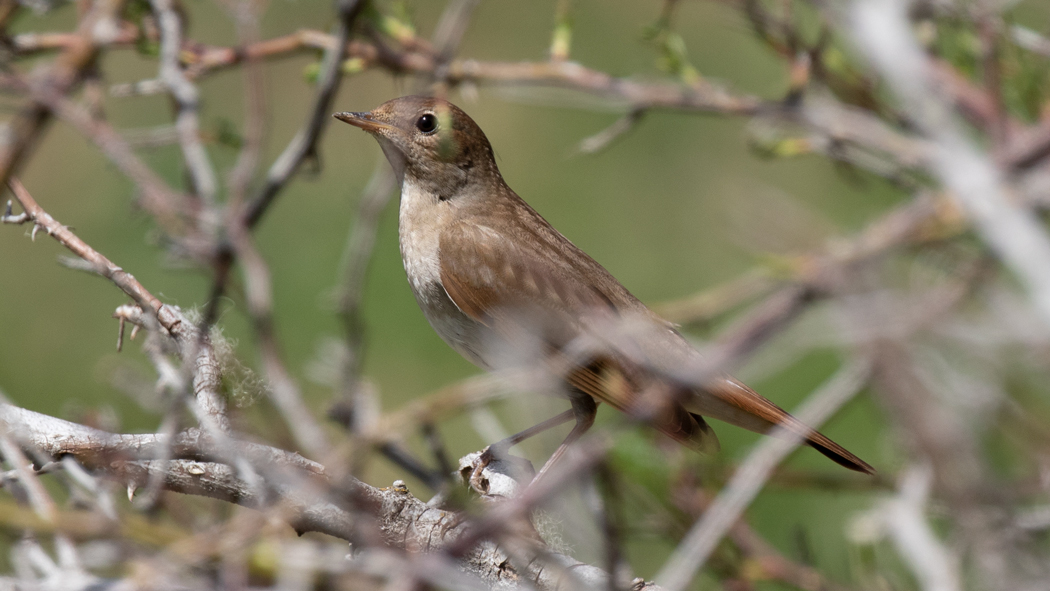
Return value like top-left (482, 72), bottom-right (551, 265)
top-left (853, 0), bottom-right (1050, 329)
top-left (2, 179), bottom-right (228, 429)
top-left (240, 0), bottom-right (367, 229)
top-left (0, 0), bottom-right (128, 190)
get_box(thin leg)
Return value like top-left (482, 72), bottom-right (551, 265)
top-left (492, 408), bottom-right (575, 454)
top-left (469, 399), bottom-right (595, 491)
top-left (529, 395), bottom-right (598, 486)
top-left (470, 409), bottom-right (575, 486)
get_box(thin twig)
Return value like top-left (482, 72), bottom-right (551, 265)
top-left (330, 161), bottom-right (397, 432)
top-left (34, 86), bottom-right (195, 237)
top-left (0, 0), bottom-right (127, 192)
top-left (240, 0), bottom-right (366, 229)
top-left (151, 0), bottom-right (218, 207)
top-left (223, 0), bottom-right (267, 207)
top-left (576, 108), bottom-right (646, 155)
top-left (230, 225), bottom-right (330, 459)
top-left (883, 465), bottom-right (962, 591)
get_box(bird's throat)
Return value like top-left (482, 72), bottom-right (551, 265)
top-left (375, 136), bottom-right (407, 184)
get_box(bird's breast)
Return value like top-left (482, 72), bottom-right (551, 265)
top-left (398, 178), bottom-right (490, 368)
top-left (397, 180), bottom-right (443, 296)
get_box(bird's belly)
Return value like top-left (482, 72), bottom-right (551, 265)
top-left (411, 280), bottom-right (492, 368)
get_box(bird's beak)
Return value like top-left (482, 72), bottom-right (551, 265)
top-left (333, 111), bottom-right (396, 134)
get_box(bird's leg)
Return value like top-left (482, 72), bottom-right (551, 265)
top-left (490, 409), bottom-right (576, 455)
top-left (470, 394), bottom-right (600, 490)
top-left (527, 394), bottom-right (598, 487)
top-left (470, 408), bottom-right (575, 485)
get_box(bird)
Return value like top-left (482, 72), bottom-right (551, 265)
top-left (334, 96), bottom-right (874, 481)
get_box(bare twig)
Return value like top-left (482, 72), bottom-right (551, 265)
top-left (229, 225), bottom-right (330, 458)
top-left (240, 0), bottom-right (366, 229)
top-left (1011, 25), bottom-right (1050, 58)
top-left (35, 88), bottom-right (195, 236)
top-left (0, 425), bottom-right (57, 522)
top-left (0, 0), bottom-right (127, 190)
top-left (223, 0), bottom-right (267, 207)
top-left (151, 0), bottom-right (218, 207)
top-left (330, 161), bottom-right (397, 432)
top-left (883, 465), bottom-right (962, 591)
top-left (576, 108), bottom-right (646, 154)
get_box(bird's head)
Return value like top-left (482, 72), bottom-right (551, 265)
top-left (335, 96), bottom-right (500, 198)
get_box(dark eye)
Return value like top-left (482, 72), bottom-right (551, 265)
top-left (416, 113), bottom-right (438, 134)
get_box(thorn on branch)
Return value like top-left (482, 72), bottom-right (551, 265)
top-left (113, 305), bottom-right (147, 347)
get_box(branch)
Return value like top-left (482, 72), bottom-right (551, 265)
top-left (854, 0), bottom-right (1050, 329)
top-left (2, 179), bottom-right (228, 428)
top-left (31, 85), bottom-right (196, 237)
top-left (882, 465), bottom-right (962, 591)
top-left (0, 0), bottom-right (126, 190)
top-left (151, 0), bottom-right (218, 206)
top-left (239, 0), bottom-right (366, 229)
top-left (0, 402), bottom-right (660, 591)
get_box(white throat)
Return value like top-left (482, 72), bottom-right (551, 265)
top-left (398, 176), bottom-right (445, 294)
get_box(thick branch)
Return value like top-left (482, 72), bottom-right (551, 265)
top-left (0, 402), bottom-right (657, 590)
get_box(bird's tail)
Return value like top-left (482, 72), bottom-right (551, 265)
top-left (568, 357), bottom-right (874, 474)
top-left (692, 375), bottom-right (875, 475)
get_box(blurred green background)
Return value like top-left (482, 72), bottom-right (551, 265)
top-left (0, 0), bottom-right (940, 585)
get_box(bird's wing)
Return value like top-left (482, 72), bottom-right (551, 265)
top-left (566, 358), bottom-right (720, 453)
top-left (439, 219), bottom-right (719, 452)
top-left (438, 220), bottom-right (619, 329)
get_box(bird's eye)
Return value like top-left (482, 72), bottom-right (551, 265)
top-left (416, 113), bottom-right (438, 134)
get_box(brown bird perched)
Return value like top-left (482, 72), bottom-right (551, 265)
top-left (335, 96), bottom-right (874, 480)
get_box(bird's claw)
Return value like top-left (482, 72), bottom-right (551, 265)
top-left (468, 445), bottom-right (495, 493)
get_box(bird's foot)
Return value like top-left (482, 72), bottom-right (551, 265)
top-left (469, 445), bottom-right (495, 493)
top-left (459, 447), bottom-right (534, 498)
